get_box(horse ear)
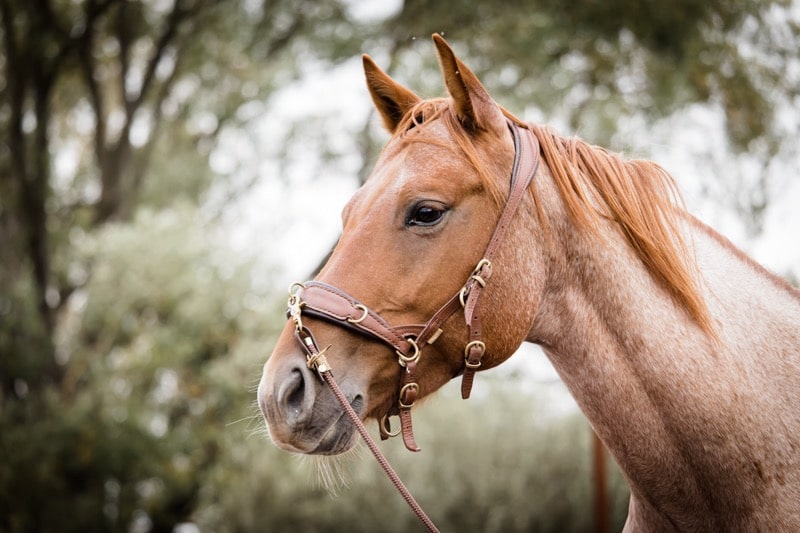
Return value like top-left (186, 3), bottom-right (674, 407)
top-left (363, 54), bottom-right (421, 134)
top-left (432, 34), bottom-right (504, 134)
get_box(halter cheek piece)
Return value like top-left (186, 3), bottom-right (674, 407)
top-left (286, 120), bottom-right (540, 452)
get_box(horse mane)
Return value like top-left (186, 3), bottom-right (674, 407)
top-left (529, 123), bottom-right (715, 336)
top-left (392, 100), bottom-right (714, 336)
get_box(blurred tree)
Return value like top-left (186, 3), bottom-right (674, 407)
top-left (0, 0), bottom-right (364, 397)
top-left (0, 0), bottom-right (363, 529)
top-left (380, 0), bottom-right (798, 148)
top-left (0, 205), bottom-right (283, 530)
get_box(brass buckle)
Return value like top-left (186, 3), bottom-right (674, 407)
top-left (473, 258), bottom-right (492, 275)
top-left (464, 340), bottom-right (485, 369)
top-left (399, 382), bottom-right (419, 409)
top-left (469, 258), bottom-right (492, 287)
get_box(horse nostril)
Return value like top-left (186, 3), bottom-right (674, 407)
top-left (285, 369), bottom-right (305, 408)
top-left (351, 394), bottom-right (364, 414)
top-left (278, 368), bottom-right (311, 424)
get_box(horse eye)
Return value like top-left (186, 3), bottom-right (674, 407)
top-left (407, 204), bottom-right (446, 227)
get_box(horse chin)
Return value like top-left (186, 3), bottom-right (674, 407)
top-left (265, 395), bottom-right (365, 456)
top-left (270, 419), bottom-right (360, 456)
top-left (309, 423), bottom-right (361, 456)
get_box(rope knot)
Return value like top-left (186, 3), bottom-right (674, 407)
top-left (306, 344), bottom-right (332, 373)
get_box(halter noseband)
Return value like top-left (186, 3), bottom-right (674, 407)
top-left (286, 120), bottom-right (540, 451)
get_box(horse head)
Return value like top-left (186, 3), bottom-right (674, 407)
top-left (257, 35), bottom-right (547, 455)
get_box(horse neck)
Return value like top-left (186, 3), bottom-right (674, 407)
top-left (529, 210), bottom-right (800, 380)
top-left (526, 202), bottom-right (800, 527)
top-left (528, 210), bottom-right (719, 398)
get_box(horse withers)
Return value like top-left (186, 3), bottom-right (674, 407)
top-left (258, 35), bottom-right (800, 531)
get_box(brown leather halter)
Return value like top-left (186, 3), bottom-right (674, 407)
top-left (286, 120), bottom-right (540, 452)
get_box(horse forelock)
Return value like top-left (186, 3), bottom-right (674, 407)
top-left (390, 99), bottom-right (509, 207)
top-left (529, 123), bottom-right (716, 337)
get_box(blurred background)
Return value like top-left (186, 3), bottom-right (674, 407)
top-left (1, 0), bottom-right (798, 531)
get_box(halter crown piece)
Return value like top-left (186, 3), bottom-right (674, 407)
top-left (286, 120), bottom-right (540, 452)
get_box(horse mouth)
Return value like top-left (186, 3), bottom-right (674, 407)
top-left (262, 384), bottom-right (366, 456)
top-left (304, 394), bottom-right (365, 455)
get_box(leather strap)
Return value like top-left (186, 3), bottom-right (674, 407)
top-left (297, 281), bottom-right (422, 355)
top-left (460, 122), bottom-right (540, 398)
top-left (397, 360), bottom-right (421, 452)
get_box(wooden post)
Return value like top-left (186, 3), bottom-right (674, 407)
top-left (593, 431), bottom-right (609, 533)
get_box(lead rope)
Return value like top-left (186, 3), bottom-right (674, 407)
top-left (293, 323), bottom-right (440, 533)
top-left (322, 371), bottom-right (439, 532)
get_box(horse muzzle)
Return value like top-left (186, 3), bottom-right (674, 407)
top-left (258, 340), bottom-right (364, 455)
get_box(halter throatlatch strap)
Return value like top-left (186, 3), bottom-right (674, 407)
top-left (459, 120), bottom-right (540, 398)
top-left (285, 120), bottom-right (540, 451)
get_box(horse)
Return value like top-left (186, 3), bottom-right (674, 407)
top-left (258, 35), bottom-right (800, 531)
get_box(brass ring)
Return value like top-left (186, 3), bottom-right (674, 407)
top-left (346, 303), bottom-right (369, 324)
top-left (380, 413), bottom-right (401, 438)
top-left (458, 286), bottom-right (469, 308)
top-left (473, 258), bottom-right (492, 275)
top-left (470, 274), bottom-right (487, 288)
top-left (288, 281), bottom-right (306, 298)
top-left (396, 338), bottom-right (420, 367)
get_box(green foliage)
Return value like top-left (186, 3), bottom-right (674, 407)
top-left (0, 205), bottom-right (281, 531)
top-left (196, 377), bottom-right (629, 532)
top-left (0, 267), bottom-right (53, 388)
top-left (0, 388), bottom-right (174, 532)
top-left (383, 0), bottom-right (797, 149)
